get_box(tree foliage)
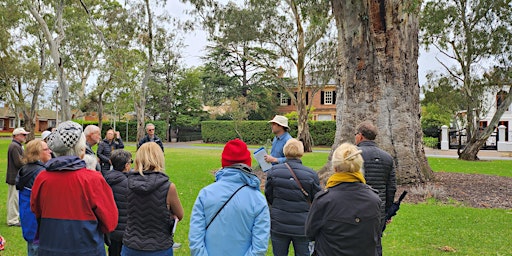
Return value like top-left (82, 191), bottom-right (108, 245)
top-left (420, 0), bottom-right (512, 160)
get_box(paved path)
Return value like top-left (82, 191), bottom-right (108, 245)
top-left (161, 141), bottom-right (512, 160)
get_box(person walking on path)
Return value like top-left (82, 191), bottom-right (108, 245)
top-left (265, 139), bottom-right (321, 256)
top-left (122, 142), bottom-right (184, 256)
top-left (6, 127), bottom-right (29, 226)
top-left (137, 123), bottom-right (164, 152)
top-left (31, 121), bottom-right (118, 256)
top-left (265, 115), bottom-right (292, 165)
top-left (16, 139), bottom-right (53, 256)
top-left (355, 121), bottom-right (396, 256)
top-left (306, 143), bottom-right (381, 256)
top-left (97, 129), bottom-right (125, 173)
top-left (189, 139), bottom-right (270, 256)
top-left (104, 149), bottom-right (132, 256)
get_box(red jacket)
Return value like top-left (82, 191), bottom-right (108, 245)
top-left (31, 156), bottom-right (118, 256)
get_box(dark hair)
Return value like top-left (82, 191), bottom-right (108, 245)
top-left (356, 121), bottom-right (378, 140)
top-left (110, 149), bottom-right (132, 172)
top-left (46, 127), bottom-right (54, 132)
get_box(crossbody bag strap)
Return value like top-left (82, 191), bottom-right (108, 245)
top-left (206, 184), bottom-right (248, 230)
top-left (284, 163), bottom-right (311, 205)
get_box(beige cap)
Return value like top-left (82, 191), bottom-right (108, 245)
top-left (268, 115), bottom-right (289, 128)
top-left (13, 127), bottom-right (30, 135)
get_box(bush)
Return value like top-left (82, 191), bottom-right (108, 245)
top-left (201, 120), bottom-right (336, 146)
top-left (423, 136), bottom-right (439, 149)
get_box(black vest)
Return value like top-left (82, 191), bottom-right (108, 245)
top-left (123, 171), bottom-right (174, 251)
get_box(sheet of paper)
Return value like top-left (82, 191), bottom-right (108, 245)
top-left (254, 147), bottom-right (273, 172)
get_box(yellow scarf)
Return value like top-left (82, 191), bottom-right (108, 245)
top-left (326, 172), bottom-right (366, 188)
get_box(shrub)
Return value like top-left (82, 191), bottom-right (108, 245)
top-left (201, 120), bottom-right (336, 146)
top-left (423, 136), bottom-right (439, 149)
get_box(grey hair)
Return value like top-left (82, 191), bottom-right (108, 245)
top-left (145, 123), bottom-right (155, 130)
top-left (110, 149), bottom-right (132, 172)
top-left (83, 154), bottom-right (98, 170)
top-left (53, 133), bottom-right (87, 157)
top-left (84, 125), bottom-right (100, 136)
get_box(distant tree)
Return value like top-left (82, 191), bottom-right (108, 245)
top-left (421, 74), bottom-right (465, 133)
top-left (187, 0), bottom-right (335, 151)
top-left (421, 0), bottom-right (512, 160)
top-left (25, 0), bottom-right (72, 121)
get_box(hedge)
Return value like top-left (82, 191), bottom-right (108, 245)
top-left (71, 120), bottom-right (167, 142)
top-left (201, 120), bottom-right (336, 146)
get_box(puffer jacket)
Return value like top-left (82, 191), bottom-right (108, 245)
top-left (265, 159), bottom-right (321, 236)
top-left (123, 171), bottom-right (174, 251)
top-left (358, 140), bottom-right (396, 215)
top-left (305, 182), bottom-right (382, 256)
top-left (97, 138), bottom-right (124, 172)
top-left (104, 170), bottom-right (128, 241)
top-left (16, 161), bottom-right (46, 242)
top-left (189, 166), bottom-right (270, 256)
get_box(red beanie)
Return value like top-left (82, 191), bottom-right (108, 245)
top-left (222, 139), bottom-right (252, 167)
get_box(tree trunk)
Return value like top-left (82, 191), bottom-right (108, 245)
top-left (27, 0), bottom-right (71, 121)
top-left (327, 0), bottom-right (433, 184)
top-left (136, 0), bottom-right (154, 142)
top-left (460, 86), bottom-right (512, 160)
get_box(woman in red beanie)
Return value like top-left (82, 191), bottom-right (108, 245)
top-left (189, 139), bottom-right (270, 256)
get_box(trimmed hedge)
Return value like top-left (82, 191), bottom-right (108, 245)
top-left (72, 120), bottom-right (167, 142)
top-left (201, 120), bottom-right (336, 146)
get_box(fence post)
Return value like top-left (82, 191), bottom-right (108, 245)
top-left (441, 125), bottom-right (449, 150)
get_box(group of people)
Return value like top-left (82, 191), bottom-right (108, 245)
top-left (5, 116), bottom-right (395, 256)
top-left (189, 116), bottom-right (396, 256)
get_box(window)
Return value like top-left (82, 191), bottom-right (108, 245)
top-left (9, 118), bottom-right (15, 128)
top-left (48, 119), bottom-right (57, 128)
top-left (279, 93), bottom-right (291, 106)
top-left (321, 90), bottom-right (336, 105)
top-left (324, 91), bottom-right (333, 105)
top-left (317, 114), bottom-right (332, 121)
top-left (0, 119), bottom-right (4, 130)
top-left (496, 91), bottom-right (507, 110)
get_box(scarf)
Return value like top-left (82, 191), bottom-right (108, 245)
top-left (326, 171), bottom-right (366, 188)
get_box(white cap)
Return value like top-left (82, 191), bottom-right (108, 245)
top-left (268, 115), bottom-right (289, 128)
top-left (41, 131), bottom-right (52, 140)
top-left (13, 128), bottom-right (30, 136)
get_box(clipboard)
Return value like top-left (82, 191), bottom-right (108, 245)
top-left (254, 147), bottom-right (273, 172)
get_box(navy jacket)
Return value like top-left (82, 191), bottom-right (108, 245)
top-left (265, 159), bottom-right (321, 236)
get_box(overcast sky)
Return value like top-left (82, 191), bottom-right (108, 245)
top-left (165, 1), bottom-right (456, 86)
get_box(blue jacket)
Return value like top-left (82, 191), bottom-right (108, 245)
top-left (17, 161), bottom-right (46, 242)
top-left (270, 132), bottom-right (292, 164)
top-left (189, 167), bottom-right (270, 256)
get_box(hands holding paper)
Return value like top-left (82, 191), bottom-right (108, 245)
top-left (264, 155), bottom-right (278, 163)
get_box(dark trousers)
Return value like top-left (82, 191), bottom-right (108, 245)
top-left (271, 232), bottom-right (310, 256)
top-left (108, 239), bottom-right (123, 256)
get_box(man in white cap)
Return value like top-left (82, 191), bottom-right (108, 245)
top-left (265, 115), bottom-right (292, 165)
top-left (6, 127), bottom-right (29, 226)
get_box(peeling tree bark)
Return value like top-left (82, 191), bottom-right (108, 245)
top-left (327, 0), bottom-right (433, 184)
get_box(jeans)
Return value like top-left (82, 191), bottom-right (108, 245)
top-left (271, 232), bottom-right (310, 256)
top-left (121, 245), bottom-right (173, 256)
top-left (27, 242), bottom-right (38, 256)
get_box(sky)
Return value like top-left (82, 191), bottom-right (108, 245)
top-left (165, 1), bottom-right (456, 87)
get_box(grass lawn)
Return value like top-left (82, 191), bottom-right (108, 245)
top-left (0, 138), bottom-right (511, 255)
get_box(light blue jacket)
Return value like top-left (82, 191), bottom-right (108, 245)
top-left (189, 167), bottom-right (270, 256)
